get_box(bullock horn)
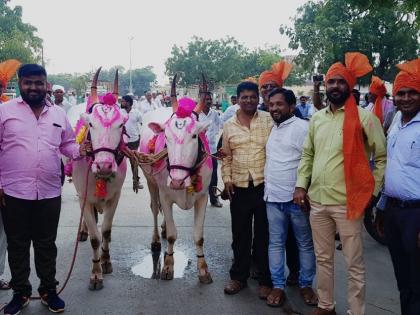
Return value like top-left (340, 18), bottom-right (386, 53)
top-left (112, 69), bottom-right (119, 100)
top-left (194, 72), bottom-right (208, 114)
top-left (91, 67), bottom-right (102, 104)
top-left (171, 73), bottom-right (179, 112)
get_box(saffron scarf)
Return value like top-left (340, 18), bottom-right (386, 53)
top-left (369, 76), bottom-right (387, 124)
top-left (325, 52), bottom-right (373, 220)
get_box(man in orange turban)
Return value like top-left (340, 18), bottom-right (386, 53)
top-left (367, 76), bottom-right (395, 133)
top-left (376, 57), bottom-right (420, 315)
top-left (258, 60), bottom-right (292, 111)
top-left (294, 52), bottom-right (387, 315)
top-left (0, 59), bottom-right (21, 103)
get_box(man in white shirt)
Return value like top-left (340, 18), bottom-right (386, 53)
top-left (139, 91), bottom-right (154, 114)
top-left (152, 91), bottom-right (162, 109)
top-left (264, 88), bottom-right (317, 307)
top-left (121, 95), bottom-right (143, 190)
top-left (52, 85), bottom-right (72, 113)
top-left (199, 92), bottom-right (223, 207)
top-left (221, 95), bottom-right (239, 123)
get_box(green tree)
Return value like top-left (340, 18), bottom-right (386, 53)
top-left (165, 36), bottom-right (248, 86)
top-left (165, 37), bottom-right (305, 86)
top-left (0, 0), bottom-right (43, 63)
top-left (280, 0), bottom-right (420, 82)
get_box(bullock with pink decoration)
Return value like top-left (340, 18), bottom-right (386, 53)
top-left (137, 74), bottom-right (214, 283)
top-left (71, 68), bottom-right (134, 290)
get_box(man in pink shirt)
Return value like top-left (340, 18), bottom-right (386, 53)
top-left (0, 64), bottom-right (90, 315)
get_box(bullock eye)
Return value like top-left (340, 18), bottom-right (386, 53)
top-left (89, 123), bottom-right (93, 128)
top-left (192, 134), bottom-right (197, 139)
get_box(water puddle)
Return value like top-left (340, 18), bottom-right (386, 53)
top-left (131, 250), bottom-right (191, 279)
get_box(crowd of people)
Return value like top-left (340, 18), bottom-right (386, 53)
top-left (0, 53), bottom-right (418, 315)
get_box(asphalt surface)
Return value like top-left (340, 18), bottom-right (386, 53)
top-left (0, 168), bottom-right (400, 315)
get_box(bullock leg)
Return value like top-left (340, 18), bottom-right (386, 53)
top-left (160, 196), bottom-right (176, 280)
top-left (79, 219), bottom-right (89, 242)
top-left (147, 180), bottom-right (161, 252)
top-left (84, 204), bottom-right (104, 290)
top-left (100, 197), bottom-right (118, 275)
top-left (194, 194), bottom-right (213, 284)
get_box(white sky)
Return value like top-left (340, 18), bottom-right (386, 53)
top-left (10, 0), bottom-right (307, 84)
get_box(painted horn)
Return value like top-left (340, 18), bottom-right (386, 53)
top-left (194, 72), bottom-right (207, 114)
top-left (91, 67), bottom-right (102, 104)
top-left (112, 69), bottom-right (119, 100)
top-left (171, 73), bottom-right (179, 112)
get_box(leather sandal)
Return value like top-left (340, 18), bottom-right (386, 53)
top-left (300, 287), bottom-right (319, 306)
top-left (266, 288), bottom-right (285, 307)
top-left (224, 280), bottom-right (247, 295)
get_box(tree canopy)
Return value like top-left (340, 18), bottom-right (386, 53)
top-left (48, 66), bottom-right (156, 96)
top-left (165, 36), bottom-right (305, 87)
top-left (0, 0), bottom-right (42, 63)
top-left (280, 0), bottom-right (420, 82)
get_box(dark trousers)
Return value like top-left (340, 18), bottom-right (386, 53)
top-left (1, 195), bottom-right (61, 297)
top-left (127, 140), bottom-right (140, 180)
top-left (286, 224), bottom-right (300, 275)
top-left (385, 205), bottom-right (420, 315)
top-left (209, 157), bottom-right (218, 204)
top-left (229, 183), bottom-right (272, 286)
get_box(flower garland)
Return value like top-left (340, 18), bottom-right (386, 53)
top-left (94, 178), bottom-right (108, 199)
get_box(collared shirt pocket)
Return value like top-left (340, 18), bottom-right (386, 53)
top-left (408, 137), bottom-right (420, 168)
top-left (45, 123), bottom-right (63, 148)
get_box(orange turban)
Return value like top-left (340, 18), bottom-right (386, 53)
top-left (259, 60), bottom-right (292, 88)
top-left (326, 52), bottom-right (374, 220)
top-left (369, 76), bottom-right (387, 124)
top-left (0, 59), bottom-right (21, 103)
top-left (392, 58), bottom-right (420, 95)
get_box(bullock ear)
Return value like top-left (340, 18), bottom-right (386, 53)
top-left (197, 119), bottom-right (211, 134)
top-left (148, 122), bottom-right (165, 134)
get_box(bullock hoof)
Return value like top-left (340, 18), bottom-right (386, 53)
top-left (101, 261), bottom-right (113, 274)
top-left (88, 277), bottom-right (104, 291)
top-left (198, 272), bottom-right (213, 284)
top-left (161, 229), bottom-right (167, 239)
top-left (79, 231), bottom-right (88, 242)
top-left (151, 242), bottom-right (161, 253)
top-left (160, 267), bottom-right (174, 280)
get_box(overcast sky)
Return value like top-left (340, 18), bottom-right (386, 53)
top-left (10, 0), bottom-right (307, 84)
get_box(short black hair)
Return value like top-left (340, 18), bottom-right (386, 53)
top-left (18, 64), bottom-right (47, 79)
top-left (237, 81), bottom-right (259, 98)
top-left (122, 95), bottom-right (133, 106)
top-left (230, 95), bottom-right (237, 99)
top-left (268, 88), bottom-right (297, 106)
top-left (352, 89), bottom-right (361, 105)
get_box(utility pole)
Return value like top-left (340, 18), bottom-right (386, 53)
top-left (129, 36), bottom-right (134, 94)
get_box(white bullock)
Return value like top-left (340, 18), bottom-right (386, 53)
top-left (72, 68), bottom-right (129, 290)
top-left (138, 77), bottom-right (213, 284)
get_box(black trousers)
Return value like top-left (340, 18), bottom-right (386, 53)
top-left (1, 195), bottom-right (61, 297)
top-left (229, 183), bottom-right (272, 286)
top-left (209, 157), bottom-right (218, 204)
top-left (385, 205), bottom-right (420, 315)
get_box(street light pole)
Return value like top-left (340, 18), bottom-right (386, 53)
top-left (128, 36), bottom-right (134, 94)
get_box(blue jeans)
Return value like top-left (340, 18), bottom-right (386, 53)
top-left (266, 201), bottom-right (316, 289)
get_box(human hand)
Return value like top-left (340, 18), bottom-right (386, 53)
top-left (79, 140), bottom-right (92, 156)
top-left (375, 210), bottom-right (385, 239)
top-left (293, 187), bottom-right (310, 212)
top-left (223, 182), bottom-right (235, 201)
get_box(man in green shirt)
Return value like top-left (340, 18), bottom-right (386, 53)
top-left (294, 53), bottom-right (386, 315)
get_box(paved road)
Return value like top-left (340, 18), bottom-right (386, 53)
top-left (0, 169), bottom-right (400, 314)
